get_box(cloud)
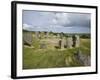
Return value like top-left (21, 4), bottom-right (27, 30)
top-left (63, 13), bottom-right (91, 27)
top-left (51, 12), bottom-right (90, 27)
top-left (39, 12), bottom-right (71, 26)
top-left (23, 23), bottom-right (33, 30)
top-left (54, 13), bottom-right (70, 26)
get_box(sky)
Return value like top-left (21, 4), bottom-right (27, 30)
top-left (22, 10), bottom-right (91, 33)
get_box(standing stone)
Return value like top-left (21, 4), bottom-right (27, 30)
top-left (61, 37), bottom-right (66, 49)
top-left (23, 31), bottom-right (32, 46)
top-left (67, 36), bottom-right (73, 48)
top-left (58, 39), bottom-right (62, 49)
top-left (35, 31), bottom-right (39, 39)
top-left (75, 35), bottom-right (80, 47)
top-left (75, 50), bottom-right (91, 66)
top-left (40, 43), bottom-right (46, 49)
top-left (55, 39), bottom-right (61, 49)
top-left (60, 32), bottom-right (64, 39)
top-left (61, 39), bottom-right (64, 49)
top-left (72, 35), bottom-right (76, 47)
top-left (44, 32), bottom-right (48, 38)
top-left (84, 56), bottom-right (91, 66)
top-left (72, 35), bottom-right (80, 47)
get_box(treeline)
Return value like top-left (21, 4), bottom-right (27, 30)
top-left (80, 34), bottom-right (90, 39)
top-left (23, 30), bottom-right (90, 39)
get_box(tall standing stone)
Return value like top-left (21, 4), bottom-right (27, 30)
top-left (72, 35), bottom-right (76, 47)
top-left (61, 37), bottom-right (66, 49)
top-left (35, 31), bottom-right (39, 39)
top-left (43, 32), bottom-right (48, 38)
top-left (75, 35), bottom-right (80, 47)
top-left (40, 41), bottom-right (47, 49)
top-left (23, 31), bottom-right (32, 46)
top-left (58, 39), bottom-right (62, 49)
top-left (67, 36), bottom-right (73, 48)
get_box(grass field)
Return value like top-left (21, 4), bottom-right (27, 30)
top-left (23, 37), bottom-right (90, 69)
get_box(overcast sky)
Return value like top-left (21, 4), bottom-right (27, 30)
top-left (22, 10), bottom-right (91, 33)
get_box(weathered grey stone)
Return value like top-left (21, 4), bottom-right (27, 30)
top-left (72, 35), bottom-right (76, 47)
top-left (84, 56), bottom-right (91, 66)
top-left (61, 37), bottom-right (67, 49)
top-left (55, 39), bottom-right (61, 49)
top-left (55, 39), bottom-right (62, 49)
top-left (75, 50), bottom-right (91, 66)
top-left (72, 35), bottom-right (80, 47)
top-left (67, 36), bottom-right (73, 48)
top-left (75, 35), bottom-right (80, 47)
top-left (23, 31), bottom-right (32, 46)
top-left (40, 44), bottom-right (46, 49)
top-left (35, 31), bottom-right (40, 39)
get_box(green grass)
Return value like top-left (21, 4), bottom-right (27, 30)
top-left (23, 48), bottom-right (84, 69)
top-left (80, 39), bottom-right (90, 56)
top-left (23, 38), bottom-right (90, 69)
